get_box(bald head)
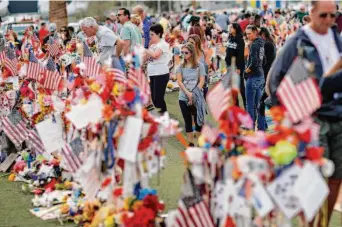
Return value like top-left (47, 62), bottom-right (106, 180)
top-left (310, 0), bottom-right (336, 34)
top-left (132, 5), bottom-right (145, 18)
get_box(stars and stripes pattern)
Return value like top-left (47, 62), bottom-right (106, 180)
top-left (86, 36), bottom-right (96, 46)
top-left (201, 124), bottom-right (219, 144)
top-left (2, 116), bottom-right (28, 147)
top-left (39, 57), bottom-right (61, 90)
top-left (128, 53), bottom-right (150, 98)
top-left (61, 143), bottom-right (83, 173)
top-left (276, 58), bottom-right (322, 123)
top-left (82, 41), bottom-right (101, 78)
top-left (206, 81), bottom-right (231, 121)
top-left (26, 129), bottom-right (45, 154)
top-left (174, 198), bottom-right (215, 227)
top-left (27, 50), bottom-right (43, 80)
top-left (107, 68), bottom-right (127, 84)
top-left (4, 48), bottom-right (18, 76)
top-left (0, 50), bottom-right (6, 63)
top-left (47, 38), bottom-right (60, 57)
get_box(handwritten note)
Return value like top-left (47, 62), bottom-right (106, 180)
top-left (267, 165), bottom-right (301, 219)
top-left (293, 162), bottom-right (329, 222)
top-left (117, 116), bottom-right (143, 163)
top-left (65, 94), bottom-right (103, 130)
top-left (36, 114), bottom-right (65, 153)
top-left (249, 174), bottom-right (274, 217)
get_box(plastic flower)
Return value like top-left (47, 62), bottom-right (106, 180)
top-left (102, 104), bottom-right (114, 121)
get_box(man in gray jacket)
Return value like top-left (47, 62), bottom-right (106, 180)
top-left (267, 1), bottom-right (342, 225)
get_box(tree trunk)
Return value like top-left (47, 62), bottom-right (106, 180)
top-left (49, 0), bottom-right (68, 30)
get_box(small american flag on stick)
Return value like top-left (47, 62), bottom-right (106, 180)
top-left (107, 68), bottom-right (127, 84)
top-left (27, 49), bottom-right (43, 80)
top-left (4, 48), bottom-right (18, 76)
top-left (2, 111), bottom-right (28, 147)
top-left (40, 57), bottom-right (62, 90)
top-left (82, 41), bottom-right (101, 78)
top-left (127, 53), bottom-right (151, 100)
top-left (276, 57), bottom-right (322, 123)
top-left (206, 79), bottom-right (231, 121)
top-left (174, 169), bottom-right (215, 227)
top-left (27, 128), bottom-right (45, 154)
top-left (47, 38), bottom-right (60, 57)
top-left (61, 142), bottom-right (83, 173)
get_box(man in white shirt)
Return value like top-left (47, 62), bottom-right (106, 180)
top-left (268, 1), bottom-right (342, 226)
top-left (80, 17), bottom-right (124, 67)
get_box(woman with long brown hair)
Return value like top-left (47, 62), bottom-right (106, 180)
top-left (187, 34), bottom-right (209, 98)
top-left (177, 42), bottom-right (205, 146)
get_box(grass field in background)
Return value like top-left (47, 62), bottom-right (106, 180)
top-left (0, 91), bottom-right (341, 226)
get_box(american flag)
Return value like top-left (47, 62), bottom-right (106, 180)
top-left (206, 79), bottom-right (231, 121)
top-left (4, 48), bottom-right (18, 76)
top-left (174, 198), bottom-right (215, 227)
top-left (82, 41), bottom-right (101, 78)
top-left (276, 58), bottom-right (322, 123)
top-left (40, 57), bottom-right (62, 90)
top-left (2, 111), bottom-right (28, 147)
top-left (174, 169), bottom-right (215, 227)
top-left (61, 143), bottom-right (83, 173)
top-left (27, 128), bottom-right (45, 154)
top-left (128, 54), bottom-right (151, 99)
top-left (27, 50), bottom-right (43, 80)
top-left (47, 38), bottom-right (60, 57)
top-left (201, 124), bottom-right (219, 144)
top-left (86, 36), bottom-right (96, 45)
top-left (107, 68), bottom-right (127, 84)
top-left (0, 50), bottom-right (6, 63)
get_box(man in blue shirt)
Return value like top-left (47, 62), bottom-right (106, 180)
top-left (132, 5), bottom-right (151, 48)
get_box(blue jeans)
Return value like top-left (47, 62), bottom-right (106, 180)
top-left (245, 76), bottom-right (265, 130)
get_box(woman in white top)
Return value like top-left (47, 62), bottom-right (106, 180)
top-left (145, 23), bottom-right (170, 113)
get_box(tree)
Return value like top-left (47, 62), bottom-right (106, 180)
top-left (49, 0), bottom-right (68, 30)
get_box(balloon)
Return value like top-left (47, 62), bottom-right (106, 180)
top-left (270, 140), bottom-right (297, 165)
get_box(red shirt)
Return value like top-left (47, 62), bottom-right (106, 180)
top-left (39, 28), bottom-right (49, 43)
top-left (239, 19), bottom-right (249, 32)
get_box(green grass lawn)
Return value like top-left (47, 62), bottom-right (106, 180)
top-left (0, 91), bottom-right (341, 226)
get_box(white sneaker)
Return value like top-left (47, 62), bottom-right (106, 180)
top-left (334, 203), bottom-right (342, 212)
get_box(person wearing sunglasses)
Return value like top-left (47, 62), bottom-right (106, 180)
top-left (60, 26), bottom-right (71, 46)
top-left (177, 43), bottom-right (206, 147)
top-left (268, 1), bottom-right (342, 226)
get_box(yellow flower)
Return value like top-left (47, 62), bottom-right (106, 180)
top-left (90, 82), bottom-right (101, 93)
top-left (80, 98), bottom-right (87, 105)
top-left (104, 215), bottom-right (115, 227)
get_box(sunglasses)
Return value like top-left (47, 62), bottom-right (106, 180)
top-left (181, 51), bottom-right (190, 55)
top-left (60, 29), bottom-right (66, 32)
top-left (117, 14), bottom-right (123, 17)
top-left (319, 12), bottom-right (336, 18)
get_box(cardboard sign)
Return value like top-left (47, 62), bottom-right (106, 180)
top-left (36, 114), bottom-right (65, 153)
top-left (118, 116), bottom-right (143, 163)
top-left (293, 162), bottom-right (329, 222)
top-left (267, 165), bottom-right (302, 219)
top-left (0, 153), bottom-right (18, 172)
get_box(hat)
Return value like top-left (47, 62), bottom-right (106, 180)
top-left (49, 23), bottom-right (57, 32)
top-left (189, 16), bottom-right (200, 23)
top-left (275, 9), bottom-right (281, 14)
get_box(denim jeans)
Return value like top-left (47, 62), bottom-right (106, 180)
top-left (112, 56), bottom-right (125, 72)
top-left (245, 75), bottom-right (265, 130)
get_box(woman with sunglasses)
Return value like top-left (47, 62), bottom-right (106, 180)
top-left (177, 43), bottom-right (205, 146)
top-left (145, 24), bottom-right (170, 113)
top-left (60, 26), bottom-right (71, 46)
top-left (187, 34), bottom-right (209, 98)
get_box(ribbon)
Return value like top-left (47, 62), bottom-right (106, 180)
top-left (104, 120), bottom-right (117, 169)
